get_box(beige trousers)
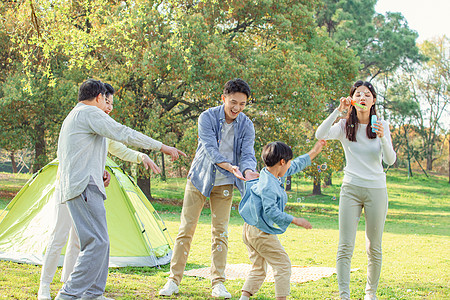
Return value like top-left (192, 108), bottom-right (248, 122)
top-left (337, 183), bottom-right (388, 299)
top-left (241, 223), bottom-right (292, 298)
top-left (169, 179), bottom-right (233, 286)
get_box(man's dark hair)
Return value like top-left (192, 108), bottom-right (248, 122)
top-left (104, 83), bottom-right (115, 98)
top-left (261, 141), bottom-right (293, 167)
top-left (78, 79), bottom-right (106, 102)
top-left (223, 78), bottom-right (251, 99)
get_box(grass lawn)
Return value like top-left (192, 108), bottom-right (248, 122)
top-left (0, 169), bottom-right (449, 299)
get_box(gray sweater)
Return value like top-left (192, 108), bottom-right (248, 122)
top-left (57, 103), bottom-right (162, 202)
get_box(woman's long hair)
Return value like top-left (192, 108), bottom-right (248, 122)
top-left (345, 80), bottom-right (378, 142)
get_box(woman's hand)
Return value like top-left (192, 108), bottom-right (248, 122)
top-left (338, 96), bottom-right (351, 112)
top-left (373, 121), bottom-right (384, 138)
top-left (141, 154), bottom-right (162, 174)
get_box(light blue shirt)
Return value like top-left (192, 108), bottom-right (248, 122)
top-left (238, 154), bottom-right (311, 234)
top-left (188, 105), bottom-right (257, 197)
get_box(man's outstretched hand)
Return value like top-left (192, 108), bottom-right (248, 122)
top-left (161, 144), bottom-right (187, 162)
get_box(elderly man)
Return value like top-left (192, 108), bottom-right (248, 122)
top-left (55, 79), bottom-right (185, 300)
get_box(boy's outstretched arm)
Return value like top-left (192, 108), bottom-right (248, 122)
top-left (291, 217), bottom-right (312, 229)
top-left (308, 139), bottom-right (326, 161)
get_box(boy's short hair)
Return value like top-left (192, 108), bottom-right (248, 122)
top-left (261, 141), bottom-right (293, 167)
top-left (78, 79), bottom-right (106, 102)
top-left (223, 78), bottom-right (251, 99)
top-left (104, 83), bottom-right (115, 97)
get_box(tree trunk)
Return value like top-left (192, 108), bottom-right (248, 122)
top-left (285, 175), bottom-right (291, 191)
top-left (426, 143), bottom-right (433, 171)
top-left (404, 126), bottom-right (412, 178)
top-left (10, 151), bottom-right (18, 173)
top-left (137, 177), bottom-right (152, 199)
top-left (413, 153), bottom-right (429, 177)
top-left (312, 175), bottom-right (321, 195)
top-left (161, 152), bottom-right (166, 181)
top-left (325, 173), bottom-right (332, 186)
top-left (426, 155), bottom-right (433, 171)
top-left (407, 151), bottom-right (413, 178)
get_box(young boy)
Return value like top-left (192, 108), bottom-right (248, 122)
top-left (238, 140), bottom-right (326, 300)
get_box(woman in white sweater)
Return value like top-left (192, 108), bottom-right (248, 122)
top-left (315, 80), bottom-right (396, 300)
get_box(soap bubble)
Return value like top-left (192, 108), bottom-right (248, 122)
top-left (223, 190), bottom-right (229, 197)
top-left (286, 180), bottom-right (291, 185)
top-left (321, 163), bottom-right (327, 170)
top-left (217, 245), bottom-right (223, 252)
top-left (306, 139), bottom-right (310, 143)
top-left (332, 196), bottom-right (336, 201)
top-left (180, 241), bottom-right (184, 245)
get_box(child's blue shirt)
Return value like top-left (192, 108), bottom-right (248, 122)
top-left (238, 154), bottom-right (311, 234)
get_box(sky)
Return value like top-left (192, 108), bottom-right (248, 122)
top-left (375, 0), bottom-right (450, 43)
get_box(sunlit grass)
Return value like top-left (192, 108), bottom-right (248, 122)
top-left (0, 168), bottom-right (448, 299)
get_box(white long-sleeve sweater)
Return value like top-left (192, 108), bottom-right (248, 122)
top-left (315, 109), bottom-right (396, 188)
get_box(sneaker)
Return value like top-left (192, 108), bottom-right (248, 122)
top-left (159, 279), bottom-right (179, 296)
top-left (38, 283), bottom-right (51, 300)
top-left (211, 283), bottom-right (231, 298)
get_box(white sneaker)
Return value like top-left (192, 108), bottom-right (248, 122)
top-left (38, 283), bottom-right (51, 300)
top-left (211, 283), bottom-right (231, 298)
top-left (159, 279), bottom-right (179, 296)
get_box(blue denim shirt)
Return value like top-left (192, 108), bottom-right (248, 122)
top-left (238, 154), bottom-right (311, 234)
top-left (188, 105), bottom-right (257, 197)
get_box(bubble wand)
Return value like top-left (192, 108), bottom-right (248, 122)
top-left (350, 99), bottom-right (367, 110)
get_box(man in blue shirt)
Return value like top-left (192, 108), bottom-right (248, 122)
top-left (159, 78), bottom-right (259, 298)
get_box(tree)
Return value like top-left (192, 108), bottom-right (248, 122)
top-left (385, 82), bottom-right (421, 177)
top-left (387, 37), bottom-right (450, 171)
top-left (4, 0), bottom-right (359, 196)
top-left (316, 0), bottom-right (422, 80)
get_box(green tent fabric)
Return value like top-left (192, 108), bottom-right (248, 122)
top-left (0, 157), bottom-right (172, 267)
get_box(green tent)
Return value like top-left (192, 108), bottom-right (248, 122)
top-left (0, 157), bottom-right (173, 267)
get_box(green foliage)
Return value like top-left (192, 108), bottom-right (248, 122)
top-left (316, 0), bottom-right (422, 80)
top-left (0, 0), bottom-right (359, 191)
top-left (385, 37), bottom-right (450, 171)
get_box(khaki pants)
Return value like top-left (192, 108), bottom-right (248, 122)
top-left (241, 223), bottom-right (291, 298)
top-left (169, 179), bottom-right (233, 286)
top-left (337, 183), bottom-right (388, 299)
